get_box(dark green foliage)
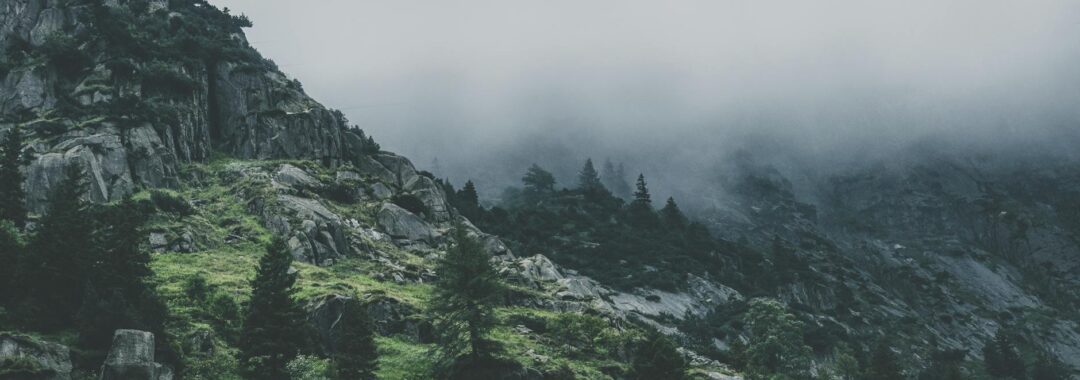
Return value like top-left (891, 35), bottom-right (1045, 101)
top-left (40, 33), bottom-right (92, 77)
top-left (17, 164), bottom-right (93, 330)
top-left (150, 189), bottom-right (195, 217)
top-left (742, 298), bottom-right (812, 380)
top-left (0, 222), bottom-right (22, 306)
top-left (332, 301), bottom-right (378, 380)
top-left (0, 126), bottom-right (29, 227)
top-left (475, 167), bottom-right (720, 292)
top-left (91, 198), bottom-right (153, 295)
top-left (631, 329), bottom-right (686, 380)
top-left (430, 227), bottom-right (503, 363)
top-left (626, 174), bottom-right (659, 229)
top-left (522, 164), bottom-right (556, 195)
top-left (918, 348), bottom-right (969, 380)
top-left (238, 238), bottom-right (309, 380)
top-left (1029, 354), bottom-right (1069, 380)
top-left (983, 330), bottom-right (1025, 379)
top-left (577, 159), bottom-right (604, 193)
top-left (867, 340), bottom-right (905, 380)
top-left (141, 61), bottom-right (200, 96)
top-left (660, 197), bottom-right (688, 229)
top-left (548, 313), bottom-right (609, 355)
top-left (0, 355), bottom-right (52, 379)
top-left (392, 193), bottom-right (429, 216)
top-left (454, 181), bottom-right (481, 221)
top-left (183, 275), bottom-right (211, 302)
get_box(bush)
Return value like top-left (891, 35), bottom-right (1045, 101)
top-left (39, 33), bottom-right (91, 77)
top-left (286, 355), bottom-right (331, 380)
top-left (0, 356), bottom-right (51, 378)
top-left (151, 189), bottom-right (195, 216)
top-left (392, 194), bottom-right (429, 216)
top-left (183, 276), bottom-right (210, 302)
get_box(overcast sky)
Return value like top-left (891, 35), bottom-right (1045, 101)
top-left (209, 0), bottom-right (1080, 199)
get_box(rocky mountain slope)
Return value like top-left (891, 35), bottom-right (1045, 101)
top-left (0, 1), bottom-right (734, 379)
top-left (690, 145), bottom-right (1080, 371)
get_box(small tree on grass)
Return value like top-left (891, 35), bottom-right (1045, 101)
top-left (631, 328), bottom-right (686, 380)
top-left (430, 227), bottom-right (503, 364)
top-left (332, 301), bottom-right (378, 380)
top-left (743, 298), bottom-right (813, 380)
top-left (238, 238), bottom-right (309, 380)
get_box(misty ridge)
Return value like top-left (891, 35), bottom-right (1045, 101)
top-left (215, 0), bottom-right (1080, 212)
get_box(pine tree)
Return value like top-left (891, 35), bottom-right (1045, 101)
top-left (239, 238), bottom-right (309, 380)
top-left (455, 180), bottom-right (481, 221)
top-left (522, 164), bottom-right (556, 194)
top-left (430, 227), bottom-right (503, 362)
top-left (577, 159), bottom-right (603, 192)
top-left (92, 198), bottom-right (152, 296)
top-left (332, 301), bottom-right (378, 380)
top-left (627, 174), bottom-right (658, 228)
top-left (18, 163), bottom-right (93, 329)
top-left (1030, 353), bottom-right (1069, 380)
top-left (631, 329), bottom-right (687, 380)
top-left (601, 159), bottom-right (631, 199)
top-left (867, 340), bottom-right (904, 380)
top-left (0, 221), bottom-right (22, 305)
top-left (984, 330), bottom-right (1025, 379)
top-left (632, 174), bottom-right (651, 207)
top-left (0, 125), bottom-right (30, 227)
top-left (660, 197), bottom-right (688, 229)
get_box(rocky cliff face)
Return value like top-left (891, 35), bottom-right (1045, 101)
top-left (0, 0), bottom-right (372, 213)
top-left (694, 146), bottom-right (1080, 370)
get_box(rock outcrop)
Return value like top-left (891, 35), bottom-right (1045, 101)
top-left (99, 330), bottom-right (172, 380)
top-left (0, 333), bottom-right (73, 380)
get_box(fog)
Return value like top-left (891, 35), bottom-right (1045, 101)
top-left (210, 0), bottom-right (1080, 205)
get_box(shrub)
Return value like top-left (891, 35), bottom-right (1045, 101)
top-left (39, 33), bottom-right (91, 77)
top-left (286, 355), bottom-right (331, 380)
top-left (182, 276), bottom-right (210, 302)
top-left (150, 189), bottom-right (195, 216)
top-left (0, 356), bottom-right (51, 378)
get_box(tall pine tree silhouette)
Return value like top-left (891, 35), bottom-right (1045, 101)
top-left (431, 227), bottom-right (503, 362)
top-left (577, 159), bottom-right (603, 192)
top-left (332, 301), bottom-right (379, 380)
top-left (19, 163), bottom-right (93, 329)
top-left (0, 125), bottom-right (30, 227)
top-left (239, 237), bottom-right (309, 379)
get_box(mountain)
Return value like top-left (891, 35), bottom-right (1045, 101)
top-left (0, 1), bottom-right (1077, 380)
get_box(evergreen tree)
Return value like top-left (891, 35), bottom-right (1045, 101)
top-left (332, 301), bottom-right (378, 380)
top-left (430, 227), bottom-right (503, 362)
top-left (626, 174), bottom-right (658, 228)
top-left (239, 238), bottom-right (309, 380)
top-left (0, 221), bottom-right (22, 305)
top-left (660, 197), bottom-right (688, 229)
top-left (831, 344), bottom-right (862, 380)
top-left (1029, 353), bottom-right (1069, 380)
top-left (0, 125), bottom-right (30, 227)
top-left (631, 329), bottom-right (687, 380)
top-left (919, 348), bottom-right (968, 380)
top-left (742, 298), bottom-right (813, 380)
top-left (522, 164), bottom-right (556, 194)
top-left (455, 180), bottom-right (481, 221)
top-left (18, 163), bottom-right (93, 329)
top-left (577, 159), bottom-right (603, 192)
top-left (632, 174), bottom-right (651, 207)
top-left (92, 198), bottom-right (152, 297)
top-left (867, 340), bottom-right (904, 380)
top-left (601, 159), bottom-right (631, 199)
top-left (984, 330), bottom-right (1025, 379)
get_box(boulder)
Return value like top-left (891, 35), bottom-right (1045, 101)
top-left (274, 164), bottom-right (320, 189)
top-left (308, 294), bottom-right (430, 354)
top-left (0, 333), bottom-right (73, 380)
top-left (374, 153), bottom-right (420, 188)
top-left (355, 156), bottom-right (397, 186)
top-left (370, 182), bottom-right (393, 200)
top-left (511, 255), bottom-right (563, 288)
top-left (377, 203), bottom-right (438, 242)
top-left (99, 330), bottom-right (172, 380)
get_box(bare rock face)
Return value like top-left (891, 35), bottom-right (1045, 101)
top-left (0, 333), bottom-right (73, 380)
top-left (377, 203), bottom-right (439, 242)
top-left (99, 330), bottom-right (172, 380)
top-left (308, 294), bottom-right (431, 355)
